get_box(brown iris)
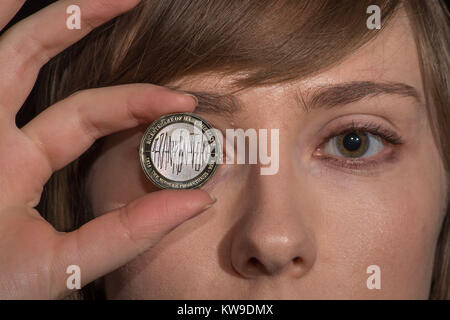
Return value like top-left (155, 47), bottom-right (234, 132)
top-left (336, 131), bottom-right (369, 158)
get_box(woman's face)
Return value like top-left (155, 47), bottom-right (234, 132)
top-left (88, 10), bottom-right (448, 299)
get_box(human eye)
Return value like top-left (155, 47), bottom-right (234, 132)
top-left (313, 120), bottom-right (404, 171)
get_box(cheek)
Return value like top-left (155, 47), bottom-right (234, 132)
top-left (89, 146), bottom-right (159, 215)
top-left (105, 199), bottom-right (229, 299)
top-left (310, 151), bottom-right (444, 298)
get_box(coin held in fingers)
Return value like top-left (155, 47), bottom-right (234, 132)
top-left (139, 113), bottom-right (221, 189)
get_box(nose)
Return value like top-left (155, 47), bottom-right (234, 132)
top-left (230, 169), bottom-right (317, 279)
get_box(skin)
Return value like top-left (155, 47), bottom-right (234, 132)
top-left (0, 0), bottom-right (215, 299)
top-left (88, 8), bottom-right (448, 299)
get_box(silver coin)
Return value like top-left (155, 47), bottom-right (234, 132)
top-left (139, 112), bottom-right (220, 189)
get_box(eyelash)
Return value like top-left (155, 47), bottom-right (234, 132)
top-left (315, 120), bottom-right (404, 170)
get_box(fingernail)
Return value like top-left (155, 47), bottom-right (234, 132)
top-left (184, 93), bottom-right (198, 106)
top-left (202, 195), bottom-right (217, 211)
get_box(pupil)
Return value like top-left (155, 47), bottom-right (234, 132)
top-left (343, 132), bottom-right (361, 151)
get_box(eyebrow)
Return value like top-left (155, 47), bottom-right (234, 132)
top-left (179, 81), bottom-right (422, 116)
top-left (299, 81), bottom-right (422, 112)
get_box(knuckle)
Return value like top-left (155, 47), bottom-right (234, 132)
top-left (160, 195), bottom-right (172, 217)
top-left (66, 90), bottom-right (104, 142)
top-left (21, 129), bottom-right (55, 174)
top-left (117, 205), bottom-right (139, 245)
top-left (124, 94), bottom-right (143, 124)
top-left (3, 29), bottom-right (50, 72)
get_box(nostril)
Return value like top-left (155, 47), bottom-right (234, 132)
top-left (247, 257), bottom-right (267, 274)
top-left (247, 256), bottom-right (303, 275)
top-left (249, 257), bottom-right (259, 266)
top-left (293, 256), bottom-right (303, 264)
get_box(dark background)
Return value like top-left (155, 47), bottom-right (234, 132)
top-left (1, 1), bottom-right (58, 34)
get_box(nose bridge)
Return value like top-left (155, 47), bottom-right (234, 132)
top-left (230, 162), bottom-right (317, 279)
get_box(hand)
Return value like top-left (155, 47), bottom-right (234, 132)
top-left (0, 0), bottom-right (215, 299)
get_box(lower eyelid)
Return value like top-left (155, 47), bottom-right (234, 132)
top-left (201, 164), bottom-right (233, 191)
top-left (312, 143), bottom-right (399, 171)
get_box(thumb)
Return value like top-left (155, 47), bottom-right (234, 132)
top-left (50, 189), bottom-right (215, 299)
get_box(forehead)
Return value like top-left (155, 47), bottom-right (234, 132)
top-left (169, 7), bottom-right (423, 106)
top-left (298, 8), bottom-right (422, 93)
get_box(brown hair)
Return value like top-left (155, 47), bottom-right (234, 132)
top-left (18, 0), bottom-right (449, 299)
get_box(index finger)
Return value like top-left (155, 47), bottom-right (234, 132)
top-left (0, 0), bottom-right (26, 30)
top-left (0, 0), bottom-right (141, 118)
